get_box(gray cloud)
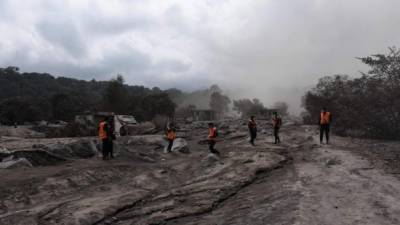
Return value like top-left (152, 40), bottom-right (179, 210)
top-left (82, 10), bottom-right (154, 35)
top-left (1, 0), bottom-right (400, 114)
top-left (37, 20), bottom-right (87, 58)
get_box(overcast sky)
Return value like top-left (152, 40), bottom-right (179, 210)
top-left (1, 0), bottom-right (400, 113)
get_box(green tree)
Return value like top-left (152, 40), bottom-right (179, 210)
top-left (0, 67), bottom-right (178, 124)
top-left (302, 47), bottom-right (400, 139)
top-left (103, 74), bottom-right (129, 113)
top-left (134, 93), bottom-right (176, 121)
top-left (51, 93), bottom-right (89, 121)
top-left (0, 97), bottom-right (43, 124)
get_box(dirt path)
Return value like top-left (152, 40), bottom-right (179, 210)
top-left (161, 127), bottom-right (400, 225)
top-left (294, 137), bottom-right (400, 225)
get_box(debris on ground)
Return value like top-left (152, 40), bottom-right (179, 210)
top-left (1, 120), bottom-right (400, 224)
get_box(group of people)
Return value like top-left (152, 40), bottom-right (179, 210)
top-left (248, 112), bottom-right (283, 146)
top-left (247, 107), bottom-right (332, 146)
top-left (163, 121), bottom-right (220, 155)
top-left (98, 107), bottom-right (332, 159)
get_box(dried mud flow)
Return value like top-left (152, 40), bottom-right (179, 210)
top-left (1, 124), bottom-right (400, 225)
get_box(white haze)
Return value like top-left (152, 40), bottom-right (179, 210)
top-left (1, 0), bottom-right (400, 114)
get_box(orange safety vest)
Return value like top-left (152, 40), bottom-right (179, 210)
top-left (248, 120), bottom-right (257, 129)
top-left (98, 121), bottom-right (107, 139)
top-left (167, 129), bottom-right (176, 140)
top-left (320, 112), bottom-right (331, 124)
top-left (272, 116), bottom-right (282, 127)
top-left (208, 127), bottom-right (217, 140)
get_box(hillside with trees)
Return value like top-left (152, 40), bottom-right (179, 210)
top-left (302, 47), bottom-right (400, 140)
top-left (0, 67), bottom-right (175, 124)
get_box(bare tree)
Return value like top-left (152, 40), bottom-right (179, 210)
top-left (273, 101), bottom-right (289, 116)
top-left (209, 92), bottom-right (231, 119)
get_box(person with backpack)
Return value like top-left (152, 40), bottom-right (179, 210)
top-left (207, 122), bottom-right (219, 155)
top-left (272, 112), bottom-right (282, 144)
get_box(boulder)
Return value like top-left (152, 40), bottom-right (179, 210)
top-left (46, 140), bottom-right (97, 159)
top-left (325, 157), bottom-right (341, 167)
top-left (69, 140), bottom-right (98, 158)
top-left (201, 153), bottom-right (220, 167)
top-left (171, 138), bottom-right (189, 153)
top-left (0, 157), bottom-right (33, 169)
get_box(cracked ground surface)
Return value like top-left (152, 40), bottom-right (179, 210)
top-left (1, 124), bottom-right (400, 225)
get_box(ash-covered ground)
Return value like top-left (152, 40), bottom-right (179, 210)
top-left (1, 120), bottom-right (400, 225)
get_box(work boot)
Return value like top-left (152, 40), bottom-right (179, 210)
top-left (211, 149), bottom-right (220, 155)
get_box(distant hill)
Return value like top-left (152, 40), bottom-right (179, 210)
top-left (0, 66), bottom-right (175, 124)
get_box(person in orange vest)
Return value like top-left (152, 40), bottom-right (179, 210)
top-left (272, 112), bottom-right (282, 144)
top-left (208, 122), bottom-right (219, 155)
top-left (165, 122), bottom-right (176, 153)
top-left (319, 107), bottom-right (332, 144)
top-left (98, 116), bottom-right (113, 160)
top-left (248, 115), bottom-right (257, 146)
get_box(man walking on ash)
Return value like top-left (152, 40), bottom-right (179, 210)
top-left (207, 122), bottom-right (220, 155)
top-left (248, 116), bottom-right (257, 146)
top-left (319, 107), bottom-right (332, 144)
top-left (165, 122), bottom-right (176, 153)
top-left (272, 112), bottom-right (282, 144)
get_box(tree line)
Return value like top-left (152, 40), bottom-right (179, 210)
top-left (0, 67), bottom-right (175, 125)
top-left (302, 47), bottom-right (400, 140)
top-left (0, 66), bottom-right (289, 125)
